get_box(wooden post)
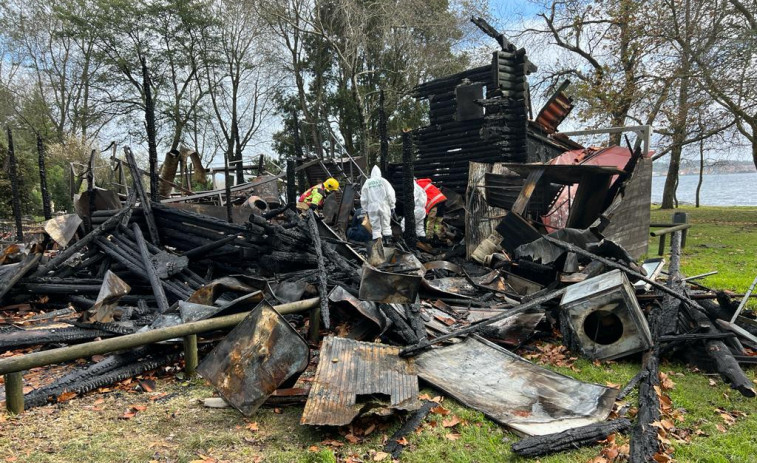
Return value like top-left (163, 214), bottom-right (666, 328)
top-left (6, 128), bottom-right (23, 243)
top-left (86, 149), bottom-right (97, 232)
top-left (657, 233), bottom-right (666, 256)
top-left (379, 90), bottom-right (388, 174)
top-left (140, 56), bottom-right (159, 202)
top-left (672, 212), bottom-right (689, 248)
top-left (287, 158), bottom-right (296, 208)
top-left (183, 334), bottom-right (198, 376)
top-left (402, 130), bottom-right (416, 247)
top-left (224, 152), bottom-right (233, 223)
top-left (5, 372), bottom-right (24, 414)
top-left (37, 135), bottom-right (52, 220)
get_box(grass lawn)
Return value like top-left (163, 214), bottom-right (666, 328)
top-left (0, 206), bottom-right (755, 463)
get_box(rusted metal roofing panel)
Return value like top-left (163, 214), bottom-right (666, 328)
top-left (197, 301), bottom-right (310, 417)
top-left (415, 335), bottom-right (618, 436)
top-left (301, 336), bottom-right (421, 426)
top-left (535, 81), bottom-right (574, 134)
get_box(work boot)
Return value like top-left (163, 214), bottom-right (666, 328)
top-left (382, 235), bottom-right (394, 246)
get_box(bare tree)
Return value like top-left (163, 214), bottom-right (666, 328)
top-left (204, 0), bottom-right (280, 184)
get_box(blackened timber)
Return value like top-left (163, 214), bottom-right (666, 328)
top-left (306, 209), bottom-right (330, 330)
top-left (401, 287), bottom-right (566, 356)
top-left (402, 131), bottom-right (417, 246)
top-left (132, 223), bottom-right (169, 314)
top-left (384, 400), bottom-right (436, 458)
top-left (512, 419), bottom-right (632, 458)
top-left (287, 159), bottom-right (296, 208)
top-left (24, 350), bottom-right (179, 409)
top-left (0, 254), bottom-right (42, 303)
top-left (123, 147), bottom-right (160, 245)
top-left (33, 205), bottom-right (133, 277)
top-left (182, 235), bottom-right (239, 260)
top-left (37, 135), bottom-right (52, 220)
top-left (6, 128), bottom-right (23, 242)
top-left (379, 90), bottom-right (388, 175)
top-left (0, 326), bottom-right (115, 350)
top-left (141, 57), bottom-right (159, 202)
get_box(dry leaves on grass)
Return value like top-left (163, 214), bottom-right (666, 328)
top-left (523, 342), bottom-right (578, 371)
top-left (119, 405), bottom-right (147, 420)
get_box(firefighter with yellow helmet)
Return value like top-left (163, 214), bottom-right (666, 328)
top-left (297, 177), bottom-right (340, 210)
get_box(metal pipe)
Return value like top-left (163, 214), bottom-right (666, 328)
top-left (0, 297), bottom-right (320, 378)
top-left (649, 223), bottom-right (692, 237)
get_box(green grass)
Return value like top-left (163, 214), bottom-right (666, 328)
top-left (0, 206), bottom-right (755, 462)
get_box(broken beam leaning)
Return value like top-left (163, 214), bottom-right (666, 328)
top-left (0, 297), bottom-right (321, 414)
top-left (400, 287), bottom-right (566, 356)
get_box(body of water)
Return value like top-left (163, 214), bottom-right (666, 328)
top-left (651, 172), bottom-right (757, 206)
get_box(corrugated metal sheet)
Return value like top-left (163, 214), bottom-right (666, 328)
top-left (301, 336), bottom-right (420, 426)
top-left (535, 81), bottom-right (574, 134)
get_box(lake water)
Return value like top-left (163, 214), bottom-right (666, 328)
top-left (651, 172), bottom-right (757, 206)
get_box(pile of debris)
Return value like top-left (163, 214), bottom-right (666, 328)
top-left (0, 140), bottom-right (755, 462)
top-left (0, 19), bottom-right (755, 462)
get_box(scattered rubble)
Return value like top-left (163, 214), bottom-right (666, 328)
top-left (0, 18), bottom-right (754, 462)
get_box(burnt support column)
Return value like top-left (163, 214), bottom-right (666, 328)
top-left (37, 135), bottom-right (52, 220)
top-left (141, 56), bottom-right (159, 202)
top-left (401, 130), bottom-right (416, 247)
top-left (7, 128), bottom-right (23, 242)
top-left (224, 153), bottom-right (233, 223)
top-left (287, 158), bottom-right (297, 208)
top-left (379, 90), bottom-right (388, 174)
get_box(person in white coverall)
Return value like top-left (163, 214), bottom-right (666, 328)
top-left (412, 180), bottom-right (427, 237)
top-left (360, 166), bottom-right (396, 241)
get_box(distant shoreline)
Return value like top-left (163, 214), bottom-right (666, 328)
top-left (652, 171), bottom-right (756, 178)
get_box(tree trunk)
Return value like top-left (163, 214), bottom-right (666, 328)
top-left (695, 142), bottom-right (704, 207)
top-left (751, 123), bottom-right (757, 170)
top-left (662, 51), bottom-right (692, 209)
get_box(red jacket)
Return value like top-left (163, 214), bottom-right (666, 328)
top-left (416, 178), bottom-right (446, 213)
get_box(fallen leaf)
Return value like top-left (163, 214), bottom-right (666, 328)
top-left (442, 416), bottom-right (461, 428)
top-left (132, 405), bottom-right (147, 412)
top-left (246, 422), bottom-right (259, 432)
top-left (708, 378), bottom-right (717, 387)
top-left (56, 390), bottom-right (77, 402)
top-left (273, 408), bottom-right (283, 414)
top-left (308, 445), bottom-right (320, 452)
top-left (364, 424), bottom-right (376, 436)
top-left (445, 433), bottom-right (461, 441)
top-left (396, 437), bottom-right (408, 446)
top-left (716, 424), bottom-right (727, 433)
top-left (321, 439), bottom-right (344, 447)
top-left (373, 451), bottom-right (389, 461)
top-left (653, 452), bottom-right (672, 463)
top-left (345, 434), bottom-right (360, 444)
top-left (93, 398), bottom-right (105, 405)
top-left (431, 406), bottom-right (450, 416)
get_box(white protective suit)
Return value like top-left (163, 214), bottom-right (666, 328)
top-left (412, 180), bottom-right (427, 237)
top-left (360, 166), bottom-right (396, 239)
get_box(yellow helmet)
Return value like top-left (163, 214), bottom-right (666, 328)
top-left (323, 178), bottom-right (339, 192)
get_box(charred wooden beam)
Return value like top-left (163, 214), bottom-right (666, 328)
top-left (132, 223), bottom-right (169, 313)
top-left (6, 128), bottom-right (23, 242)
top-left (37, 135), bottom-right (52, 220)
top-left (0, 326), bottom-right (115, 350)
top-left (306, 210), bottom-right (330, 332)
top-left (123, 146), bottom-right (160, 245)
top-left (384, 400), bottom-right (436, 458)
top-left (513, 419), bottom-right (632, 458)
top-left (402, 131), bottom-right (417, 246)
